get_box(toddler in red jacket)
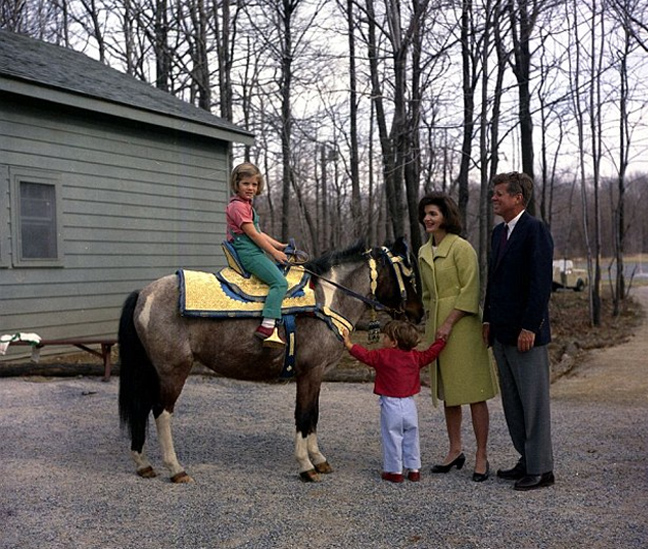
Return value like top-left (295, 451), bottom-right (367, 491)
top-left (343, 320), bottom-right (446, 483)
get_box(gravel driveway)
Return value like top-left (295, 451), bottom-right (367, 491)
top-left (2, 288), bottom-right (647, 549)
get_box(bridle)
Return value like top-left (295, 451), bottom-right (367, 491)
top-left (366, 246), bottom-right (417, 311)
top-left (364, 246), bottom-right (417, 341)
top-left (294, 246), bottom-right (418, 341)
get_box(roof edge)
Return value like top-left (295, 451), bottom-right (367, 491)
top-left (0, 75), bottom-right (255, 146)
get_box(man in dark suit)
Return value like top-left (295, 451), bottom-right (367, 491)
top-left (482, 172), bottom-right (555, 491)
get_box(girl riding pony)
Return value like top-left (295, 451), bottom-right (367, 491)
top-left (226, 162), bottom-right (289, 348)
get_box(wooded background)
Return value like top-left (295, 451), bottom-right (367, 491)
top-left (3, 0), bottom-right (647, 323)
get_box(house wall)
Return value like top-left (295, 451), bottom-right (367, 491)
top-left (0, 93), bottom-right (229, 359)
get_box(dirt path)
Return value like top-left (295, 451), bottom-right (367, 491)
top-left (552, 285), bottom-right (648, 405)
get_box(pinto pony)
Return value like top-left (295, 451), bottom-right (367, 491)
top-left (118, 238), bottom-right (423, 483)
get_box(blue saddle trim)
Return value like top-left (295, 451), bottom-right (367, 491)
top-left (280, 315), bottom-right (297, 379)
top-left (221, 240), bottom-right (250, 278)
top-left (216, 267), bottom-right (310, 303)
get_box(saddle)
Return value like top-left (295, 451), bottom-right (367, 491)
top-left (178, 267), bottom-right (316, 318)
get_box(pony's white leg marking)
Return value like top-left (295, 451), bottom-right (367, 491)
top-left (131, 449), bottom-right (153, 470)
top-left (294, 432), bottom-right (315, 472)
top-left (130, 449), bottom-right (157, 477)
top-left (306, 433), bottom-right (327, 466)
top-left (156, 411), bottom-right (185, 477)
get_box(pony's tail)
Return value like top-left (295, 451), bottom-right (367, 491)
top-left (118, 291), bottom-right (159, 453)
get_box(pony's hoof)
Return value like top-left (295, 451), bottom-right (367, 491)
top-left (314, 461), bottom-right (333, 474)
top-left (171, 471), bottom-right (194, 483)
top-left (137, 466), bottom-right (157, 478)
top-left (299, 469), bottom-right (321, 483)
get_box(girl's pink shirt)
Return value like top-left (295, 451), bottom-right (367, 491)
top-left (226, 196), bottom-right (254, 241)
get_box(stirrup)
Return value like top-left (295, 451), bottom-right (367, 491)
top-left (263, 327), bottom-right (286, 349)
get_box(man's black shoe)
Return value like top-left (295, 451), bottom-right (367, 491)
top-left (514, 472), bottom-right (555, 491)
top-left (496, 462), bottom-right (526, 480)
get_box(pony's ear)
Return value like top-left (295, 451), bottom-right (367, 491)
top-left (390, 236), bottom-right (409, 258)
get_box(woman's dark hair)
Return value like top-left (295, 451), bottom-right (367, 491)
top-left (417, 192), bottom-right (463, 235)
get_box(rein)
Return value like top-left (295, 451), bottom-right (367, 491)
top-left (292, 246), bottom-right (414, 318)
top-left (293, 264), bottom-right (396, 314)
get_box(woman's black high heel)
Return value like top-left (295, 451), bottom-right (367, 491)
top-left (431, 452), bottom-right (466, 473)
top-left (472, 461), bottom-right (490, 482)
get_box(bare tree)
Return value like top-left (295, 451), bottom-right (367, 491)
top-left (504, 0), bottom-right (548, 215)
top-left (457, 0), bottom-right (479, 232)
top-left (604, 0), bottom-right (648, 312)
top-left (364, 0), bottom-right (405, 239)
top-left (186, 0), bottom-right (210, 110)
top-left (153, 0), bottom-right (171, 90)
top-left (348, 1), bottom-right (363, 239)
top-left (588, 1), bottom-right (604, 326)
top-left (213, 0), bottom-right (233, 121)
top-left (361, 0), bottom-right (434, 243)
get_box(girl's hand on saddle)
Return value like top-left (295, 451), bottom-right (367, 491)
top-left (272, 249), bottom-right (289, 264)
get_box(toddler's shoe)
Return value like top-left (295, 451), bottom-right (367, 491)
top-left (381, 472), bottom-right (404, 483)
top-left (407, 470), bottom-right (421, 482)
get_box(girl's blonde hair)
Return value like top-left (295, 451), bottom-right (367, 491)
top-left (383, 320), bottom-right (421, 351)
top-left (230, 162), bottom-right (265, 195)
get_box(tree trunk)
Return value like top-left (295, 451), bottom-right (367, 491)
top-left (458, 0), bottom-right (476, 232)
top-left (154, 0), bottom-right (170, 91)
top-left (280, 0), bottom-right (295, 242)
top-left (405, 0), bottom-right (425, 252)
top-left (507, 0), bottom-right (535, 214)
top-left (347, 0), bottom-right (363, 239)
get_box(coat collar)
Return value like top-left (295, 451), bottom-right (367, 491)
top-left (420, 233), bottom-right (460, 265)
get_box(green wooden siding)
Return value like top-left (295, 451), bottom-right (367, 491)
top-left (0, 94), bottom-right (230, 360)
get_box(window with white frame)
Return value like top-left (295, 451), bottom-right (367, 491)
top-left (10, 168), bottom-right (64, 267)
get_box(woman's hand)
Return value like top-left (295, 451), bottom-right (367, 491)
top-left (435, 309), bottom-right (467, 342)
top-left (435, 321), bottom-right (452, 342)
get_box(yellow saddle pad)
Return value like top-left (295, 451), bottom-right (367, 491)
top-left (178, 268), bottom-right (317, 318)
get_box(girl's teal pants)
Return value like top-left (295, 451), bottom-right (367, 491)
top-left (232, 235), bottom-right (288, 320)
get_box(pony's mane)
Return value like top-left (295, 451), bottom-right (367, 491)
top-left (304, 239), bottom-right (368, 275)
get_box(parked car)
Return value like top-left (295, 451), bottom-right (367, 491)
top-left (552, 259), bottom-right (588, 292)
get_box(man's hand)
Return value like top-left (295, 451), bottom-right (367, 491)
top-left (482, 323), bottom-right (490, 347)
top-left (517, 329), bottom-right (536, 353)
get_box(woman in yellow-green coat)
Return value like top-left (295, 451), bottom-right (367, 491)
top-left (418, 192), bottom-right (498, 482)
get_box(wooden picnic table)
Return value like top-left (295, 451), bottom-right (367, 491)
top-left (9, 338), bottom-right (118, 381)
